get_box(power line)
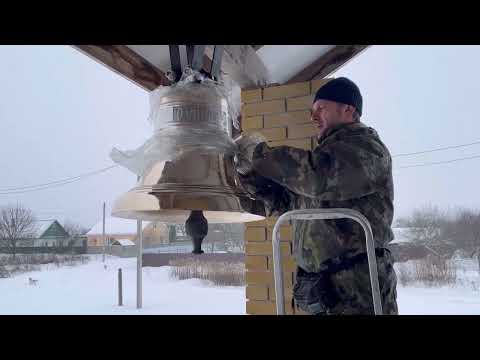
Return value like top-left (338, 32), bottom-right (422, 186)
top-left (0, 165), bottom-right (118, 191)
top-left (0, 177), bottom-right (95, 195)
top-left (398, 154), bottom-right (480, 168)
top-left (392, 140), bottom-right (480, 157)
top-left (0, 165), bottom-right (119, 195)
top-left (2, 138), bottom-right (480, 194)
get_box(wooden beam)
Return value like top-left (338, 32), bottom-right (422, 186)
top-left (286, 45), bottom-right (370, 84)
top-left (72, 45), bottom-right (171, 91)
top-left (204, 45), bottom-right (271, 89)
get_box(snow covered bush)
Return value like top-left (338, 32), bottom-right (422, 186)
top-left (168, 257), bottom-right (245, 286)
top-left (414, 255), bottom-right (457, 286)
top-left (0, 265), bottom-right (9, 278)
top-left (395, 255), bottom-right (457, 287)
top-left (0, 254), bottom-right (90, 278)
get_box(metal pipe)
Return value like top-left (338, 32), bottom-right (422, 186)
top-left (271, 208), bottom-right (383, 315)
top-left (118, 268), bottom-right (123, 306)
top-left (102, 202), bottom-right (106, 263)
top-left (137, 176), bottom-right (143, 309)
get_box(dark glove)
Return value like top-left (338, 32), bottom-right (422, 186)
top-left (293, 268), bottom-right (339, 315)
top-left (238, 171), bottom-right (291, 216)
top-left (238, 171), bottom-right (276, 198)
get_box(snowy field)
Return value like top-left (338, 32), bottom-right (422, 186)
top-left (0, 255), bottom-right (245, 315)
top-left (0, 255), bottom-right (479, 315)
top-left (394, 258), bottom-right (480, 315)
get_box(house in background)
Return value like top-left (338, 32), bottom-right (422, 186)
top-left (32, 220), bottom-right (70, 247)
top-left (17, 219), bottom-right (70, 247)
top-left (86, 216), bottom-right (169, 253)
top-left (387, 227), bottom-right (457, 262)
top-left (11, 219), bottom-right (86, 253)
top-left (111, 239), bottom-right (137, 257)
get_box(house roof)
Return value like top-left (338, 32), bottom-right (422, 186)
top-left (112, 239), bottom-right (136, 246)
top-left (33, 220), bottom-right (57, 238)
top-left (87, 216), bottom-right (149, 236)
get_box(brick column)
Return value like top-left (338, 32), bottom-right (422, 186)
top-left (241, 78), bottom-right (332, 315)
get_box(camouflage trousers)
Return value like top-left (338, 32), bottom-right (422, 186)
top-left (293, 248), bottom-right (398, 315)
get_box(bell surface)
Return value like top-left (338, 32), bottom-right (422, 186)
top-left (112, 149), bottom-right (265, 223)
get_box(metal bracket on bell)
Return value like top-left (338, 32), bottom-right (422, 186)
top-left (210, 45), bottom-right (224, 81)
top-left (186, 45), bottom-right (194, 68)
top-left (168, 45), bottom-right (224, 83)
top-left (168, 45), bottom-right (182, 83)
top-left (190, 45), bottom-right (207, 72)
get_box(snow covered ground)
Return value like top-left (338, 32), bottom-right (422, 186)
top-left (0, 255), bottom-right (479, 315)
top-left (396, 285), bottom-right (480, 314)
top-left (0, 255), bottom-right (245, 315)
top-left (394, 259), bottom-right (480, 315)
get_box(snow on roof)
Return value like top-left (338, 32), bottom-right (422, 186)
top-left (87, 216), bottom-right (149, 236)
top-left (33, 220), bottom-right (56, 238)
top-left (112, 239), bottom-right (136, 246)
top-left (391, 227), bottom-right (411, 244)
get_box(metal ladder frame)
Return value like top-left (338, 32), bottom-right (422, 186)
top-left (271, 208), bottom-right (383, 315)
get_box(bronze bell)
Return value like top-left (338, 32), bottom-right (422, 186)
top-left (112, 151), bottom-right (265, 223)
top-left (111, 76), bottom-right (265, 253)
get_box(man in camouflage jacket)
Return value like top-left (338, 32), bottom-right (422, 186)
top-left (239, 77), bottom-right (398, 315)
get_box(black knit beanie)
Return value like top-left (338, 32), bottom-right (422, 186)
top-left (313, 77), bottom-right (363, 116)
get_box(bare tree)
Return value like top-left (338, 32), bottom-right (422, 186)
top-left (63, 220), bottom-right (88, 254)
top-left (0, 204), bottom-right (36, 259)
top-left (446, 208), bottom-right (480, 271)
top-left (63, 220), bottom-right (88, 237)
top-left (394, 217), bottom-right (411, 228)
top-left (401, 204), bottom-right (446, 246)
top-left (453, 209), bottom-right (480, 252)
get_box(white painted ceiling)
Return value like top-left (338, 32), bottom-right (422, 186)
top-left (126, 45), bottom-right (335, 84)
top-left (256, 45), bottom-right (335, 83)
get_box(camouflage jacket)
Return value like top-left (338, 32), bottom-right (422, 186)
top-left (250, 122), bottom-right (394, 272)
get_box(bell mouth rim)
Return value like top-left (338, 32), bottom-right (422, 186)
top-left (134, 184), bottom-right (252, 197)
top-left (111, 188), bottom-right (266, 224)
top-left (111, 209), bottom-right (265, 224)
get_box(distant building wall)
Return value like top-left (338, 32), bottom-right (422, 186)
top-left (87, 222), bottom-right (169, 249)
top-left (87, 234), bottom-right (135, 247)
top-left (110, 245), bottom-right (137, 258)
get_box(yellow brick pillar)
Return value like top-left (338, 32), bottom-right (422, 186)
top-left (241, 78), bottom-right (332, 315)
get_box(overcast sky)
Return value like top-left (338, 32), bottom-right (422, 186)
top-left (0, 45), bottom-right (150, 228)
top-left (0, 45), bottom-right (479, 229)
top-left (332, 45), bottom-right (480, 221)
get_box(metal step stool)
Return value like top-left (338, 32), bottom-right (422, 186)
top-left (271, 208), bottom-right (383, 315)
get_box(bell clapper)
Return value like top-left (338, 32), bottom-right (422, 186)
top-left (185, 210), bottom-right (208, 254)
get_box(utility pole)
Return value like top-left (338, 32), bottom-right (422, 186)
top-left (102, 202), bottom-right (106, 263)
top-left (118, 268), bottom-right (123, 306)
top-left (136, 176), bottom-right (143, 309)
